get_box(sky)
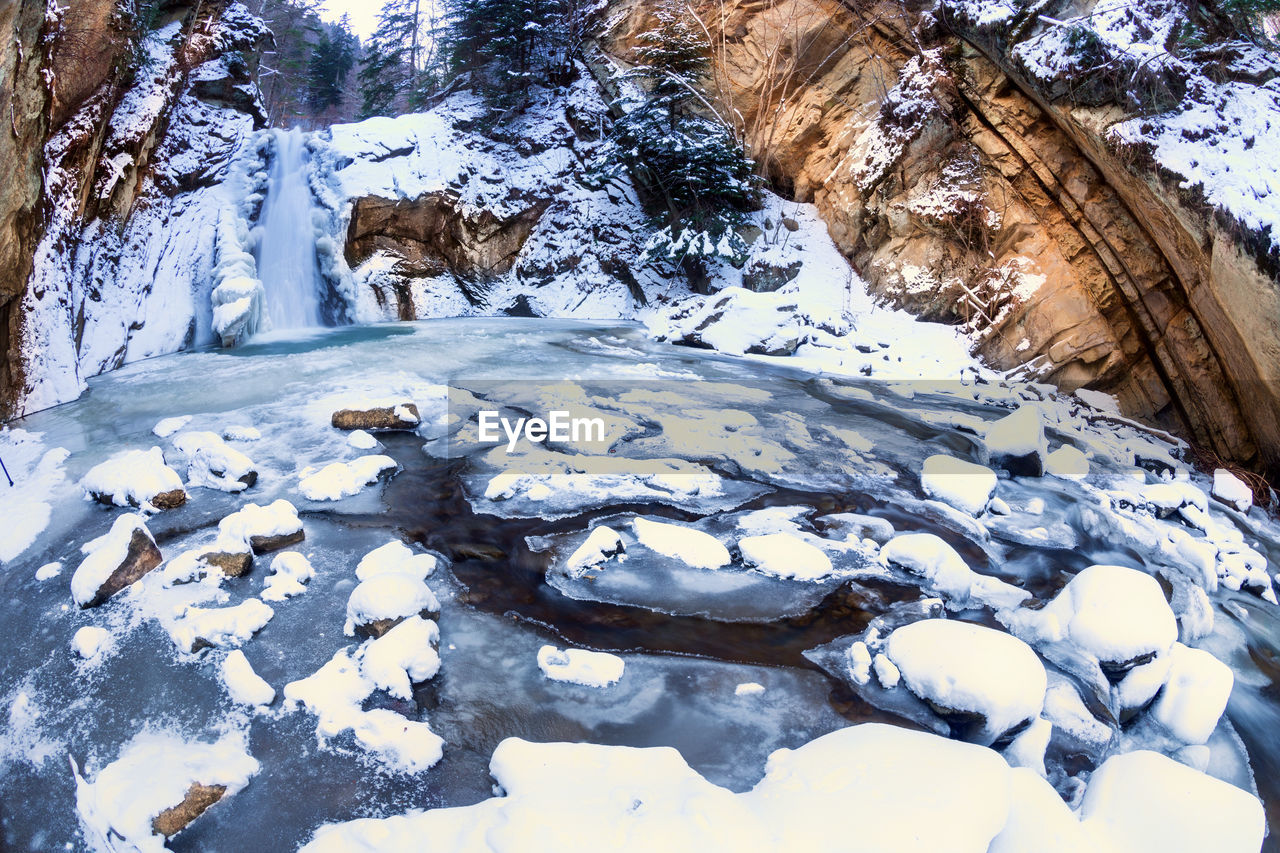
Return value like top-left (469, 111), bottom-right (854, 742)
top-left (317, 0), bottom-right (380, 41)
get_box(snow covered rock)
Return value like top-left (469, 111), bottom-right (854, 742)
top-left (72, 626), bottom-right (112, 660)
top-left (261, 552), bottom-right (315, 601)
top-left (331, 403), bottom-right (420, 431)
top-left (298, 455), bottom-right (397, 501)
top-left (72, 515), bottom-right (164, 608)
top-left (738, 532), bottom-right (833, 580)
top-left (35, 562), bottom-right (62, 581)
top-left (81, 447), bottom-right (187, 509)
top-left (537, 645), bottom-right (625, 688)
top-left (983, 407), bottom-right (1048, 476)
top-left (221, 650), bottom-right (275, 707)
top-left (1078, 750), bottom-right (1264, 853)
top-left (355, 540), bottom-right (437, 582)
top-left (1001, 564), bottom-right (1177, 713)
top-left (347, 429), bottom-right (378, 450)
top-left (884, 619), bottom-right (1047, 743)
top-left (284, 649), bottom-right (444, 773)
top-left (217, 500), bottom-right (304, 553)
top-left (169, 599), bottom-right (275, 652)
top-left (632, 517), bottom-right (730, 569)
top-left (152, 416), bottom-right (192, 438)
top-left (565, 526), bottom-right (625, 576)
top-left (358, 616), bottom-right (441, 700)
top-left (344, 573), bottom-right (440, 638)
top-left (1151, 643), bottom-right (1233, 745)
top-left (1211, 469), bottom-right (1253, 513)
top-left (169, 431), bottom-right (258, 492)
top-left (163, 538), bottom-right (255, 583)
top-left (1045, 445), bottom-right (1089, 480)
top-left (920, 454), bottom-right (997, 515)
top-left (879, 532), bottom-right (1028, 609)
top-left (74, 731), bottom-right (259, 850)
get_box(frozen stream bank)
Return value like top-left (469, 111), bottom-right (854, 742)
top-left (0, 319), bottom-right (1278, 851)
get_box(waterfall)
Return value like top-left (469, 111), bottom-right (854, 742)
top-left (255, 127), bottom-right (324, 330)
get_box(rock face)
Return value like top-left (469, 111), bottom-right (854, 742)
top-left (599, 0), bottom-right (1280, 478)
top-left (345, 193), bottom-right (550, 317)
top-left (0, 0), bottom-right (269, 419)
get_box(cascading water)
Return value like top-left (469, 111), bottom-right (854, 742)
top-left (255, 127), bottom-right (325, 330)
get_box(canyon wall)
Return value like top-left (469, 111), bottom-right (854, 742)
top-left (599, 0), bottom-right (1280, 478)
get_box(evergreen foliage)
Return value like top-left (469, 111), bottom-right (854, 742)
top-left (307, 17), bottom-right (358, 115)
top-left (590, 1), bottom-right (759, 278)
top-left (358, 0), bottom-right (444, 117)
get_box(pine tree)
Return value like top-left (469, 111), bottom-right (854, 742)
top-left (441, 0), bottom-right (587, 103)
top-left (359, 0), bottom-right (438, 117)
top-left (591, 1), bottom-right (759, 280)
top-left (306, 17), bottom-right (357, 116)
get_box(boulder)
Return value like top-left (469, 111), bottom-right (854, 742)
top-left (331, 403), bottom-right (421, 431)
top-left (72, 517), bottom-right (164, 608)
top-left (151, 783), bottom-right (227, 838)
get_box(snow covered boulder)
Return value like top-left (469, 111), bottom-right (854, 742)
top-left (355, 541), bottom-right (438, 582)
top-left (1079, 750), bottom-right (1264, 853)
top-left (217, 500), bottom-right (305, 553)
top-left (983, 407), bottom-right (1048, 477)
top-left (72, 626), bottom-right (112, 660)
top-left (221, 650), bottom-right (275, 707)
top-left (170, 431), bottom-right (258, 492)
top-left (738, 532), bottom-right (833, 580)
top-left (298, 455), bottom-right (397, 501)
top-left (344, 574), bottom-right (440, 638)
top-left (163, 537), bottom-right (256, 583)
top-left (565, 526), bottom-right (625, 576)
top-left (82, 447), bottom-right (187, 509)
top-left (359, 616), bottom-right (441, 700)
top-left (1211, 469), bottom-right (1253, 513)
top-left (1151, 643), bottom-right (1233, 745)
top-left (884, 619), bottom-right (1047, 744)
top-left (632, 517), bottom-right (730, 569)
top-left (879, 532), bottom-right (1028, 609)
top-left (73, 731), bottom-right (259, 848)
top-left (262, 552), bottom-right (315, 601)
top-left (1001, 564), bottom-right (1177, 713)
top-left (72, 515), bottom-right (164, 608)
top-left (920, 455), bottom-right (997, 516)
top-left (170, 599), bottom-right (275, 652)
top-left (331, 403), bottom-right (420, 431)
top-left (1045, 445), bottom-right (1089, 480)
top-left (537, 645), bottom-right (625, 688)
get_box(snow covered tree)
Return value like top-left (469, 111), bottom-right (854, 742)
top-left (306, 17), bottom-right (357, 116)
top-left (358, 0), bottom-right (442, 117)
top-left (591, 1), bottom-right (759, 282)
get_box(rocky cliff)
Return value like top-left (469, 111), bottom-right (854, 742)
top-left (0, 0), bottom-right (268, 418)
top-left (599, 0), bottom-right (1280, 479)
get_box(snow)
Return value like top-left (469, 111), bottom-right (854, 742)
top-left (169, 431), bottom-right (257, 492)
top-left (565, 526), bottom-right (625, 575)
top-left (221, 649), bottom-right (275, 707)
top-left (872, 653), bottom-right (901, 688)
top-left (218, 500), bottom-right (303, 545)
top-left (169, 599), bottom-right (274, 652)
top-left (1212, 469), bottom-right (1253, 514)
top-left (71, 515), bottom-right (156, 607)
top-left (35, 562), bottom-right (62, 581)
top-left (73, 730), bottom-right (259, 853)
top-left (885, 619), bottom-right (1047, 740)
top-left (347, 429), bottom-right (378, 450)
top-left (847, 641), bottom-right (874, 685)
top-left (879, 532), bottom-right (1028, 609)
top-left (261, 551), bottom-right (315, 602)
top-left (920, 455), bottom-right (997, 515)
top-left (737, 532), bottom-right (833, 580)
top-left (1079, 750), bottom-right (1265, 853)
top-left (72, 626), bottom-right (111, 660)
top-left (283, 649), bottom-right (444, 773)
top-left (344, 574), bottom-right (440, 636)
top-left (298, 455), bottom-right (396, 501)
top-left (537, 646), bottom-right (625, 688)
top-left (632, 517), bottom-right (730, 569)
top-left (1045, 445), bottom-right (1090, 480)
top-left (152, 416), bottom-right (191, 438)
top-left (735, 682), bottom-right (766, 696)
top-left (359, 616), bottom-right (441, 700)
top-left (80, 447), bottom-right (184, 508)
top-left (0, 429), bottom-right (69, 563)
top-left (354, 541), bottom-right (437, 582)
top-left (1151, 643), bottom-right (1233, 745)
